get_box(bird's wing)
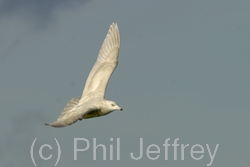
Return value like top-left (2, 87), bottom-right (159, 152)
top-left (45, 97), bottom-right (97, 127)
top-left (57, 96), bottom-right (81, 120)
top-left (82, 23), bottom-right (120, 98)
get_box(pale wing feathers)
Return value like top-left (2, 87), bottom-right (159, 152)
top-left (44, 97), bottom-right (81, 127)
top-left (45, 97), bottom-right (97, 127)
top-left (82, 23), bottom-right (120, 98)
top-left (58, 96), bottom-right (81, 120)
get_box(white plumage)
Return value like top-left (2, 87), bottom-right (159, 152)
top-left (45, 23), bottom-right (122, 128)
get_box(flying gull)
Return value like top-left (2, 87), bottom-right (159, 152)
top-left (45, 23), bottom-right (122, 128)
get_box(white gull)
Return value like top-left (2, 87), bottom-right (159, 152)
top-left (45, 23), bottom-right (122, 128)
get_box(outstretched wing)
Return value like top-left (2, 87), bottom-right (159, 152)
top-left (82, 23), bottom-right (120, 98)
top-left (57, 96), bottom-right (81, 120)
top-left (45, 97), bottom-right (97, 127)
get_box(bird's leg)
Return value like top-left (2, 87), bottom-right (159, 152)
top-left (78, 113), bottom-right (85, 121)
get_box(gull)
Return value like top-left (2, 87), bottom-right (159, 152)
top-left (45, 23), bottom-right (122, 128)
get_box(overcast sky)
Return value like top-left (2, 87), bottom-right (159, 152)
top-left (1, 0), bottom-right (250, 167)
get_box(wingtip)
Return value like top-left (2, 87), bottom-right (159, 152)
top-left (110, 22), bottom-right (118, 29)
top-left (44, 123), bottom-right (50, 126)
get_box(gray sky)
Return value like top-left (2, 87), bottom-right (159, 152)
top-left (0, 0), bottom-right (250, 166)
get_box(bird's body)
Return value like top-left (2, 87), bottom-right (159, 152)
top-left (45, 23), bottom-right (122, 128)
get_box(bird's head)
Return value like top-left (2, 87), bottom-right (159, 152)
top-left (106, 100), bottom-right (123, 112)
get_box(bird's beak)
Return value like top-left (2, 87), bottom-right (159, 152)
top-left (120, 108), bottom-right (123, 111)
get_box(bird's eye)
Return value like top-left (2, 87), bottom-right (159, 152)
top-left (111, 104), bottom-right (115, 106)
